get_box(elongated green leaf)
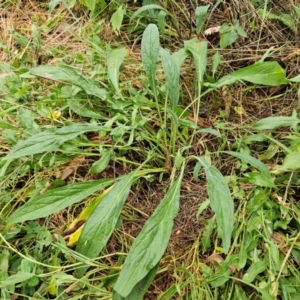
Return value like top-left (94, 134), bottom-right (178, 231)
top-left (0, 272), bottom-right (34, 288)
top-left (243, 260), bottom-right (266, 283)
top-left (222, 151), bottom-right (272, 178)
top-left (172, 48), bottom-right (189, 68)
top-left (143, 0), bottom-right (157, 17)
top-left (157, 10), bottom-right (167, 32)
top-left (258, 9), bottom-right (296, 33)
top-left (113, 263), bottom-right (159, 300)
top-left (4, 124), bottom-right (107, 160)
top-left (83, 0), bottom-right (96, 12)
top-left (76, 172), bottom-right (136, 276)
top-left (212, 51), bottom-right (222, 76)
top-left (252, 110), bottom-right (300, 130)
top-left (8, 178), bottom-right (114, 223)
top-left (107, 48), bottom-right (126, 92)
top-left (195, 5), bottom-right (210, 33)
top-left (243, 172), bottom-right (275, 188)
top-left (201, 216), bottom-right (216, 253)
top-left (141, 24), bottom-right (160, 93)
top-left (114, 170), bottom-right (183, 297)
top-left (30, 65), bottom-right (107, 99)
top-left (111, 5), bottom-right (124, 34)
top-left (88, 149), bottom-right (113, 175)
top-left (273, 152), bottom-right (300, 173)
top-left (207, 61), bottom-right (288, 88)
top-left (49, 0), bottom-right (64, 13)
top-left (195, 157), bottom-right (233, 253)
top-left (67, 99), bottom-right (107, 119)
top-left (158, 280), bottom-right (192, 300)
top-left (130, 4), bottom-right (167, 21)
top-left (294, 5), bottom-right (300, 18)
top-left (290, 74), bottom-right (300, 82)
top-left (184, 39), bottom-right (207, 83)
top-left (160, 48), bottom-right (180, 111)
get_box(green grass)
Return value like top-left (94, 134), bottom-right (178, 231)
top-left (1, 0), bottom-right (300, 299)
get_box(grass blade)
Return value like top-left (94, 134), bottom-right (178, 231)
top-left (114, 169), bottom-right (184, 297)
top-left (76, 172), bottom-right (136, 276)
top-left (141, 24), bottom-right (160, 94)
top-left (160, 48), bottom-right (180, 111)
top-left (107, 48), bottom-right (126, 92)
top-left (194, 157), bottom-right (234, 253)
top-left (8, 178), bottom-right (114, 223)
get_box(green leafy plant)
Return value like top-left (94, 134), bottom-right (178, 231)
top-left (4, 20), bottom-right (291, 296)
top-left (111, 5), bottom-right (125, 34)
top-left (219, 20), bottom-right (247, 49)
top-left (2, 1), bottom-right (300, 299)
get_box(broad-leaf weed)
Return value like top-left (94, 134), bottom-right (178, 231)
top-left (1, 1), bottom-right (300, 299)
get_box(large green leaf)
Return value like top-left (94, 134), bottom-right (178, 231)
top-left (3, 124), bottom-right (107, 160)
top-left (207, 61), bottom-right (288, 88)
top-left (195, 157), bottom-right (234, 253)
top-left (141, 24), bottom-right (160, 93)
top-left (30, 65), bottom-right (107, 99)
top-left (160, 48), bottom-right (180, 111)
top-left (184, 39), bottom-right (207, 83)
top-left (114, 170), bottom-right (183, 297)
top-left (8, 178), bottom-right (114, 223)
top-left (76, 172), bottom-right (136, 276)
top-left (107, 48), bottom-right (126, 92)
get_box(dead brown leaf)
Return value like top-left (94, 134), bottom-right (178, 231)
top-left (59, 155), bottom-right (86, 180)
top-left (204, 26), bottom-right (221, 36)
